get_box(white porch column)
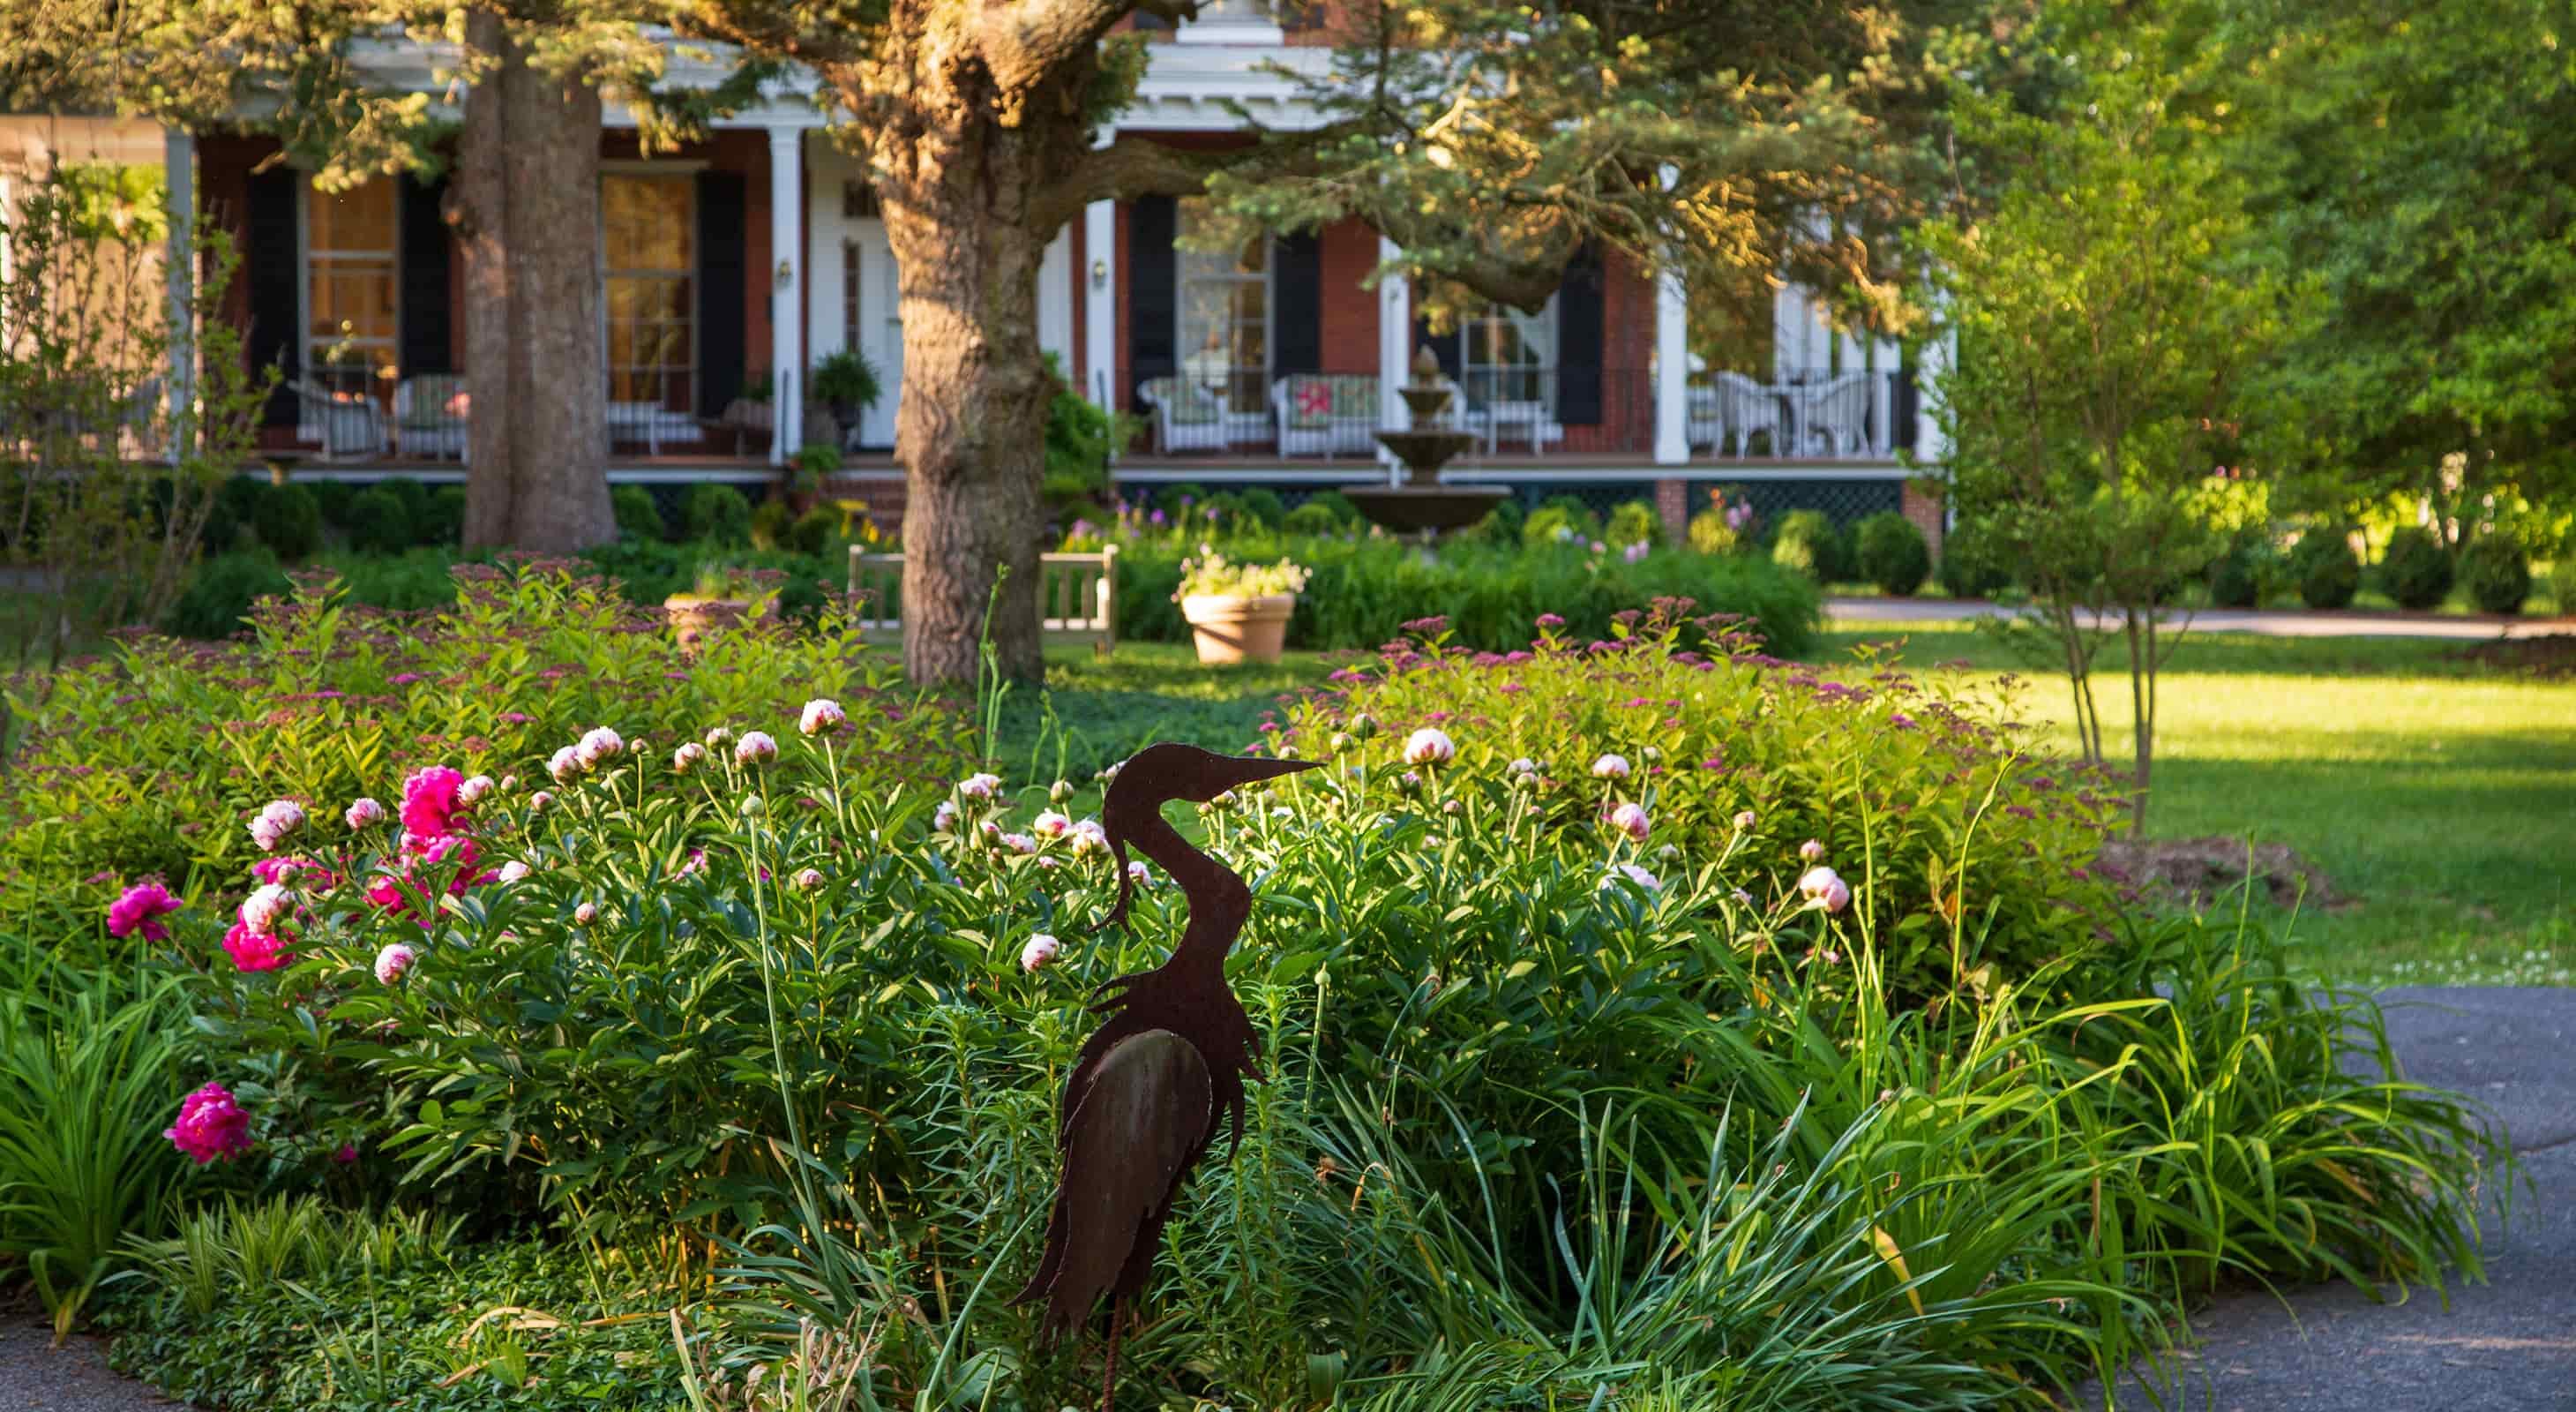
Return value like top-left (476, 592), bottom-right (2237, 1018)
top-left (1038, 227), bottom-right (1074, 373)
top-left (1082, 201), bottom-right (1117, 412)
top-left (768, 126), bottom-right (805, 465)
top-left (163, 126), bottom-right (196, 440)
top-left (1376, 235), bottom-right (1411, 478)
top-left (1915, 321), bottom-right (1954, 466)
top-left (1652, 263), bottom-right (1689, 464)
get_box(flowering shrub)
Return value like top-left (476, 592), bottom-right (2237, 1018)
top-left (1173, 547), bottom-right (1313, 598)
top-left (4, 559), bottom-right (962, 949)
top-left (1277, 603), bottom-right (2126, 1003)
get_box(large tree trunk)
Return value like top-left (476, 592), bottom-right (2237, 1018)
top-left (451, 14), bottom-right (614, 552)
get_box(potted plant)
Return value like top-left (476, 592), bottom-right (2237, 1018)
top-left (809, 349), bottom-right (882, 450)
top-left (787, 443), bottom-right (840, 513)
top-left (1174, 548), bottom-right (1310, 665)
top-left (663, 560), bottom-right (778, 654)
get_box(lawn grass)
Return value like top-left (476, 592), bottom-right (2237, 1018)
top-left (1813, 618), bottom-right (2576, 986)
top-left (1023, 627), bottom-right (2574, 989)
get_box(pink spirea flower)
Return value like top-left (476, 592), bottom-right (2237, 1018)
top-left (401, 767), bottom-right (465, 838)
top-left (165, 1082), bottom-right (251, 1165)
top-left (238, 883), bottom-right (292, 936)
top-left (345, 797), bottom-right (386, 830)
top-left (1591, 754), bottom-right (1631, 779)
top-left (1032, 810), bottom-right (1072, 838)
top-left (799, 698), bottom-right (846, 736)
top-left (1402, 727), bottom-right (1455, 765)
top-left (222, 920), bottom-right (291, 972)
top-left (1536, 612), bottom-right (1566, 629)
top-left (1020, 934), bottom-right (1061, 973)
top-left (1798, 866), bottom-right (1852, 913)
top-left (1606, 801), bottom-right (1651, 842)
top-left (248, 799), bottom-right (305, 852)
top-left (575, 726), bottom-right (625, 769)
top-left (373, 942), bottom-right (416, 985)
top-left (107, 882), bottom-right (182, 942)
top-left (735, 731), bottom-right (778, 766)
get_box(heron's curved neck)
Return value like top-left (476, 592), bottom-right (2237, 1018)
top-left (1120, 808), bottom-right (1247, 975)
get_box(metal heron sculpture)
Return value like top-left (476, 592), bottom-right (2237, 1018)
top-left (1014, 742), bottom-right (1319, 1406)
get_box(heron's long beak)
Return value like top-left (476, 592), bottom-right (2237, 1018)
top-left (1090, 751), bottom-right (1319, 936)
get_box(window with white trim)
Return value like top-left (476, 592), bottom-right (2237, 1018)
top-left (603, 175), bottom-right (695, 412)
top-left (1175, 198), bottom-right (1269, 414)
top-left (303, 177), bottom-right (398, 396)
top-left (1456, 296), bottom-right (1556, 407)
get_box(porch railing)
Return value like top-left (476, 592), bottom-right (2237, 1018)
top-left (1113, 365), bottom-right (1917, 463)
top-left (283, 372), bottom-right (738, 462)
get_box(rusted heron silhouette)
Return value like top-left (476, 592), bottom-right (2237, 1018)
top-left (1015, 742), bottom-right (1317, 1405)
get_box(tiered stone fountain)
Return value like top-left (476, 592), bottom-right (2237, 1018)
top-left (1344, 347), bottom-right (1509, 536)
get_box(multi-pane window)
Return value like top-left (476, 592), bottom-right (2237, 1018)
top-left (304, 178), bottom-right (398, 395)
top-left (603, 175), bottom-right (695, 411)
top-left (1175, 198), bottom-right (1269, 413)
top-left (1457, 297), bottom-right (1556, 406)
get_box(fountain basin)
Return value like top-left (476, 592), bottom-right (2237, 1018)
top-left (1344, 483), bottom-right (1509, 535)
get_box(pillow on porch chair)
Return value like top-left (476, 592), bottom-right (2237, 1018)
top-left (1285, 375), bottom-right (1335, 430)
top-left (1142, 376), bottom-right (1221, 426)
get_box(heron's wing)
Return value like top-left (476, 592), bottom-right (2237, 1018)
top-left (1016, 1028), bottom-right (1212, 1341)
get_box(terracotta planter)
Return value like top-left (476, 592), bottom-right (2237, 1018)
top-left (664, 594), bottom-right (765, 655)
top-left (1180, 592), bottom-right (1295, 665)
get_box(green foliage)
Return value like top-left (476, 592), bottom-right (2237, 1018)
top-left (806, 347), bottom-right (881, 418)
top-left (1040, 352), bottom-right (1133, 507)
top-left (1770, 508), bottom-right (1851, 582)
top-left (789, 507), bottom-right (840, 557)
top-left (0, 935), bottom-right (195, 1341)
top-left (1206, 486), bottom-right (1289, 530)
top-left (685, 484), bottom-right (755, 547)
top-left (2205, 536), bottom-right (2272, 609)
top-left (206, 476), bottom-right (267, 557)
top-left (1, 561), bottom-right (962, 939)
top-left (1604, 498), bottom-right (1663, 548)
top-left (251, 484), bottom-right (324, 561)
top-left (161, 550), bottom-right (290, 640)
top-left (2378, 527), bottom-right (2454, 611)
top-left (421, 486), bottom-right (467, 549)
top-left (378, 477), bottom-right (431, 530)
top-left (343, 486), bottom-right (411, 555)
top-left (748, 497), bottom-right (794, 551)
top-left (2291, 530), bottom-right (2361, 609)
top-left (2460, 536), bottom-right (2533, 615)
top-left (1853, 511), bottom-right (1930, 596)
top-left (1283, 492), bottom-right (1360, 537)
top-left (1521, 497), bottom-right (1603, 549)
top-left (1936, 515), bottom-right (2011, 599)
top-left (1469, 495), bottom-right (1524, 546)
top-left (611, 484), bottom-right (667, 544)
top-left (308, 479), bottom-right (358, 532)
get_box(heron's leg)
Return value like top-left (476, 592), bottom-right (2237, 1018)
top-left (1100, 1294), bottom-right (1126, 1412)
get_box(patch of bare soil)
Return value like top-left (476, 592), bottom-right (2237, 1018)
top-left (2096, 837), bottom-right (2346, 911)
top-left (2452, 633), bottom-right (2576, 679)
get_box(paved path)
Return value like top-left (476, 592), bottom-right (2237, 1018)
top-left (0, 1316), bottom-right (170, 1411)
top-left (1828, 596), bottom-right (2574, 641)
top-left (2083, 987), bottom-right (2576, 1410)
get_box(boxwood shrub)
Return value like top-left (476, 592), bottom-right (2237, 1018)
top-left (2460, 535), bottom-right (2532, 614)
top-left (2379, 527), bottom-right (2453, 610)
top-left (2291, 530), bottom-right (2361, 609)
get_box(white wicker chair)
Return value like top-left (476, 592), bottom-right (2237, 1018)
top-left (1138, 376), bottom-right (1228, 453)
top-left (1791, 372), bottom-right (1875, 457)
top-left (393, 374), bottom-right (468, 461)
top-left (1711, 372), bottom-right (1784, 456)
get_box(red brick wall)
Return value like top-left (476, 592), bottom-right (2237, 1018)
top-left (1316, 215), bottom-right (1380, 373)
top-left (1901, 480), bottom-right (1945, 560)
top-left (1586, 248), bottom-right (1655, 453)
top-left (1655, 478), bottom-right (1689, 540)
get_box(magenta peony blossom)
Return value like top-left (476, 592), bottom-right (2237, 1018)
top-left (165, 1082), bottom-right (252, 1165)
top-left (221, 920), bottom-right (291, 972)
top-left (401, 767), bottom-right (465, 838)
top-left (345, 797), bottom-right (387, 830)
top-left (1020, 934), bottom-right (1061, 973)
top-left (1606, 801), bottom-right (1651, 842)
top-left (373, 942), bottom-right (416, 985)
top-left (107, 882), bottom-right (183, 942)
top-left (333, 1143), bottom-right (359, 1165)
top-left (799, 698), bottom-right (847, 736)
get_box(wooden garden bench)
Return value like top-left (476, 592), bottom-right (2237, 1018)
top-left (847, 545), bottom-right (1120, 653)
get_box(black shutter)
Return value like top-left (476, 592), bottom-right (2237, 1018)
top-left (1891, 363), bottom-right (1919, 454)
top-left (398, 174), bottom-right (452, 375)
top-left (697, 171), bottom-right (747, 415)
top-left (1413, 315), bottom-right (1460, 379)
top-left (1128, 195), bottom-right (1178, 406)
top-left (243, 169), bottom-right (301, 427)
top-left (1557, 243), bottom-right (1605, 425)
top-left (1272, 230), bottom-right (1322, 374)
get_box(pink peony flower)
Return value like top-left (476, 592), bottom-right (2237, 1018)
top-left (932, 800), bottom-right (959, 832)
top-left (457, 774), bottom-right (495, 807)
top-left (248, 799), bottom-right (305, 852)
top-left (1798, 866), bottom-right (1852, 913)
top-left (672, 741), bottom-right (707, 773)
top-left (1126, 860), bottom-right (1154, 886)
top-left (345, 797), bottom-right (387, 830)
top-left (1605, 862), bottom-right (1661, 892)
top-left (1800, 838), bottom-right (1825, 862)
top-left (1734, 809), bottom-right (1757, 830)
top-left (165, 1082), bottom-right (251, 1165)
top-left (401, 767), bottom-right (465, 838)
top-left (1032, 810), bottom-right (1072, 838)
top-left (497, 860), bottom-right (532, 883)
top-left (1020, 934), bottom-right (1061, 973)
top-left (799, 698), bottom-right (846, 736)
top-left (573, 902), bottom-right (599, 927)
top-left (574, 726), bottom-right (625, 769)
top-left (999, 832), bottom-right (1039, 855)
top-left (1606, 801), bottom-right (1651, 842)
top-left (1591, 754), bottom-right (1631, 779)
top-left (793, 867), bottom-right (825, 891)
top-left (547, 746), bottom-right (583, 784)
top-left (1069, 819), bottom-right (1110, 856)
top-left (374, 942), bottom-right (416, 985)
top-left (735, 731), bottom-right (778, 766)
top-left (529, 790), bottom-right (554, 812)
top-left (221, 920), bottom-right (291, 972)
top-left (1402, 728), bottom-right (1455, 765)
top-left (238, 883), bottom-right (293, 936)
top-left (957, 772), bottom-right (1001, 801)
top-left (107, 882), bottom-right (182, 942)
